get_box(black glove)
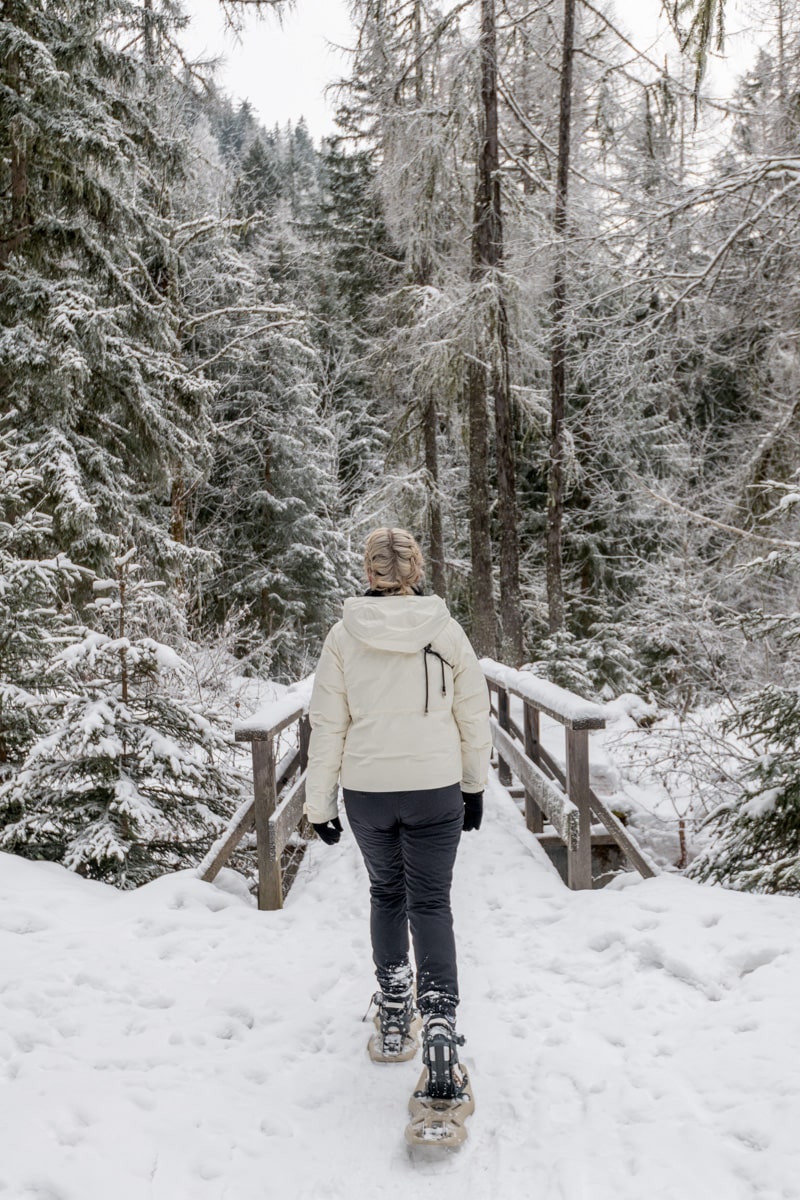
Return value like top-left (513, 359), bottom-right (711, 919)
top-left (462, 792), bottom-right (483, 832)
top-left (312, 817), bottom-right (343, 845)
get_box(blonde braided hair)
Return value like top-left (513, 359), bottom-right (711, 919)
top-left (364, 528), bottom-right (424, 595)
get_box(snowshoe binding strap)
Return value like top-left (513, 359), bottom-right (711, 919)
top-left (362, 991), bottom-right (381, 1023)
top-left (422, 1016), bottom-right (466, 1100)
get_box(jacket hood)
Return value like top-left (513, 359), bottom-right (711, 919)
top-left (342, 594), bottom-right (451, 653)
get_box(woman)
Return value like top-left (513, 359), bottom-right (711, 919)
top-left (304, 528), bottom-right (491, 1100)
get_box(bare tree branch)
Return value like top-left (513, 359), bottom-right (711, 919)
top-left (637, 483), bottom-right (800, 550)
top-left (218, 0), bottom-right (293, 35)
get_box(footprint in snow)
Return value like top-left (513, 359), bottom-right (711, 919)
top-left (126, 1089), bottom-right (156, 1112)
top-left (138, 993), bottom-right (175, 1010)
top-left (729, 946), bottom-right (784, 977)
top-left (223, 1003), bottom-right (256, 1028)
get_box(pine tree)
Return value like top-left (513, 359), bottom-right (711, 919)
top-left (183, 101), bottom-right (357, 673)
top-left (0, 427), bottom-right (84, 787)
top-left (0, 0), bottom-right (210, 573)
top-left (690, 679), bottom-right (800, 894)
top-left (285, 118), bottom-right (321, 220)
top-left (236, 135), bottom-right (283, 228)
top-left (689, 487), bottom-right (800, 895)
top-left (213, 97), bottom-right (261, 166)
top-left (0, 549), bottom-right (244, 886)
top-left (308, 134), bottom-right (400, 519)
top-left (314, 135), bottom-right (401, 329)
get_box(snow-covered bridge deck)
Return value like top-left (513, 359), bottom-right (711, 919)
top-left (1, 772), bottom-right (799, 1200)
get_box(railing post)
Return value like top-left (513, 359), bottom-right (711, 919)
top-left (298, 715), bottom-right (310, 771)
top-left (523, 701), bottom-right (544, 834)
top-left (565, 727), bottom-right (592, 890)
top-left (487, 682), bottom-right (498, 766)
top-left (252, 737), bottom-right (282, 910)
top-left (497, 686), bottom-right (512, 787)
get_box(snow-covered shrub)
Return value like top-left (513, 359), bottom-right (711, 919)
top-left (690, 686), bottom-right (800, 893)
top-left (603, 699), bottom-right (748, 871)
top-left (690, 525), bottom-right (800, 894)
top-left (0, 551), bottom-right (245, 887)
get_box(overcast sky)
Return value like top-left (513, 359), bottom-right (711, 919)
top-left (180, 0), bottom-right (767, 143)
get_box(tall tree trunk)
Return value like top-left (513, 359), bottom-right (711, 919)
top-left (492, 293), bottom-right (522, 660)
top-left (467, 356), bottom-right (495, 656)
top-left (423, 398), bottom-right (447, 598)
top-left (467, 0), bottom-right (496, 658)
top-left (414, 0), bottom-right (447, 601)
top-left (546, 0), bottom-right (576, 634)
top-left (170, 474), bottom-right (187, 546)
top-left (471, 0), bottom-right (522, 661)
top-left (143, 0), bottom-right (156, 64)
top-left (776, 0), bottom-right (789, 147)
top-left (777, 0), bottom-right (786, 106)
top-left (470, 0), bottom-right (525, 657)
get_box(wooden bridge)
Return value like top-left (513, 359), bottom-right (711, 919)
top-left (198, 660), bottom-right (657, 909)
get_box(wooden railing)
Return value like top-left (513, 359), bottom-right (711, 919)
top-left (482, 659), bottom-right (657, 890)
top-left (199, 662), bottom-right (656, 909)
top-left (197, 680), bottom-right (313, 910)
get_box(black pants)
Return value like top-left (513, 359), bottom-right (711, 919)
top-left (343, 783), bottom-right (463, 1019)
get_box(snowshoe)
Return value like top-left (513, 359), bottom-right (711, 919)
top-left (405, 1015), bottom-right (474, 1149)
top-left (365, 991), bottom-right (422, 1063)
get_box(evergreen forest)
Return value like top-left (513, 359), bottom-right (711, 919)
top-left (3, 0), bottom-right (800, 894)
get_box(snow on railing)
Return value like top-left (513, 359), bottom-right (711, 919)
top-left (480, 658), bottom-right (606, 730)
top-left (233, 676), bottom-right (314, 742)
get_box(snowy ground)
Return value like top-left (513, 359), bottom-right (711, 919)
top-left (2, 775), bottom-right (799, 1200)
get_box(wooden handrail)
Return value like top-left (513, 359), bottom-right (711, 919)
top-left (484, 663), bottom-right (657, 889)
top-left (198, 745), bottom-right (299, 886)
top-left (199, 678), bottom-right (314, 910)
top-left (482, 658), bottom-right (606, 730)
top-left (491, 719), bottom-right (579, 849)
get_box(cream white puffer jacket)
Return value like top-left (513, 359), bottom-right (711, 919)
top-left (304, 594), bottom-right (491, 824)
